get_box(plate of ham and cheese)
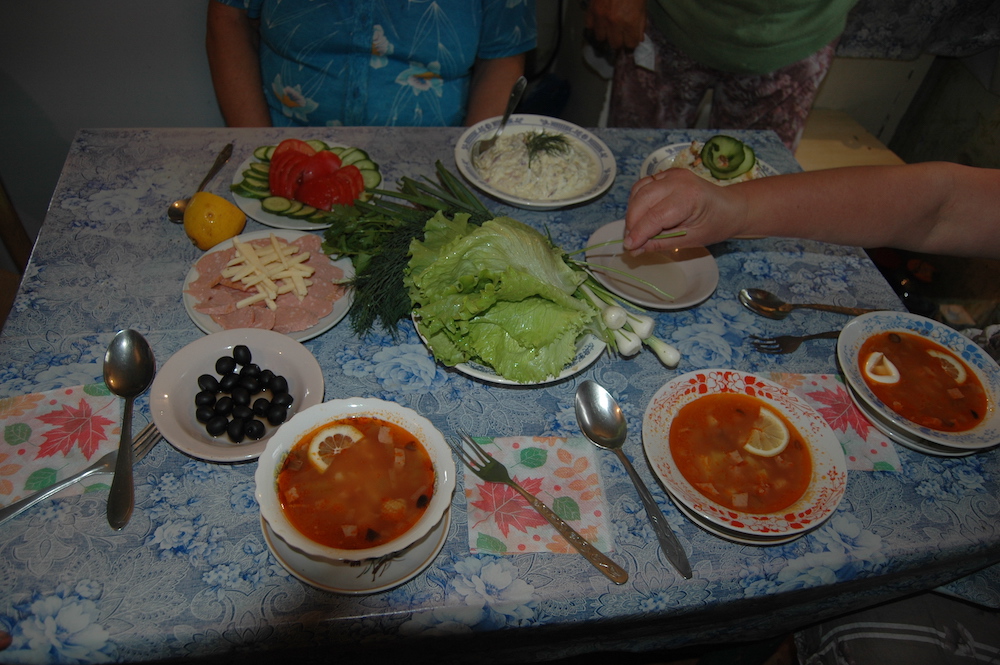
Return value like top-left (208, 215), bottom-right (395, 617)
top-left (182, 230), bottom-right (353, 342)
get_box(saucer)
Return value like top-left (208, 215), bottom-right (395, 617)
top-left (261, 510), bottom-right (450, 594)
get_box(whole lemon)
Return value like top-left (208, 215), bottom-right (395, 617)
top-left (183, 192), bottom-right (247, 250)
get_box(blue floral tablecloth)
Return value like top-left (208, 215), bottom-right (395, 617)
top-left (1, 127), bottom-right (997, 664)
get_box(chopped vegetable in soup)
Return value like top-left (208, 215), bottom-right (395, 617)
top-left (669, 394), bottom-right (811, 513)
top-left (277, 416), bottom-right (434, 549)
top-left (859, 331), bottom-right (987, 432)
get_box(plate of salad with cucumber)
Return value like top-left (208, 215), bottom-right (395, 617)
top-left (230, 138), bottom-right (382, 231)
top-left (639, 135), bottom-right (778, 185)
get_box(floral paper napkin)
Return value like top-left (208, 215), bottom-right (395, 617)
top-left (767, 372), bottom-right (901, 472)
top-left (0, 384), bottom-right (122, 507)
top-left (462, 436), bottom-right (614, 555)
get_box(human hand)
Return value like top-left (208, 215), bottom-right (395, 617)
top-left (623, 169), bottom-right (746, 253)
top-left (585, 0), bottom-right (646, 50)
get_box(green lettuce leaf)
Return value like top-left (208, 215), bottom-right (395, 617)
top-left (406, 212), bottom-right (596, 383)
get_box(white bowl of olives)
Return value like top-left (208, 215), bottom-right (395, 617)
top-left (150, 328), bottom-right (324, 463)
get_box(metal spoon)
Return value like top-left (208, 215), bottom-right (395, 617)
top-left (103, 329), bottom-right (156, 530)
top-left (575, 380), bottom-right (693, 579)
top-left (167, 143), bottom-right (234, 223)
top-left (472, 76), bottom-right (527, 160)
top-left (738, 288), bottom-right (877, 320)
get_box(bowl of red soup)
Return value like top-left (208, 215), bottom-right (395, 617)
top-left (642, 370), bottom-right (847, 538)
top-left (255, 398), bottom-right (456, 564)
top-left (838, 311), bottom-right (1000, 451)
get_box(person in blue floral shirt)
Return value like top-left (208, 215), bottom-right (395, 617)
top-left (207, 1), bottom-right (536, 127)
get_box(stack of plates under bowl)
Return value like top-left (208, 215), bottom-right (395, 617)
top-left (642, 370), bottom-right (848, 546)
top-left (837, 311), bottom-right (1000, 457)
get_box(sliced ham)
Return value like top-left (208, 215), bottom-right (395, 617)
top-left (185, 234), bottom-right (347, 334)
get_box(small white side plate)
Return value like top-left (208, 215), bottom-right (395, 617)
top-left (585, 220), bottom-right (718, 309)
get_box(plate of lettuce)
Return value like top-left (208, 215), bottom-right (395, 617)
top-left (406, 212), bottom-right (607, 385)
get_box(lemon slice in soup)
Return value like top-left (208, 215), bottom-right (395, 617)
top-left (927, 349), bottom-right (967, 384)
top-left (863, 351), bottom-right (901, 384)
top-left (743, 407), bottom-right (789, 457)
top-left (307, 423), bottom-right (364, 472)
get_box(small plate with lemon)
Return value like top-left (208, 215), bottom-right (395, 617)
top-left (642, 369), bottom-right (847, 542)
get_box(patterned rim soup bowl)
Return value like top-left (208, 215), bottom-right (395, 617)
top-left (255, 397), bottom-right (456, 565)
top-left (643, 369), bottom-right (848, 539)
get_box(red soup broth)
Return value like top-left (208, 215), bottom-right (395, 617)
top-left (277, 416), bottom-right (435, 550)
top-left (859, 331), bottom-right (987, 432)
top-left (669, 393), bottom-right (811, 513)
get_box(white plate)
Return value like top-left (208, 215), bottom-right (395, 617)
top-left (642, 369), bottom-right (848, 538)
top-left (847, 384), bottom-right (975, 458)
top-left (584, 220), bottom-right (718, 309)
top-left (454, 114), bottom-right (616, 210)
top-left (670, 492), bottom-right (804, 546)
top-left (182, 229), bottom-right (353, 343)
top-left (412, 314), bottom-right (605, 386)
top-left (230, 157), bottom-right (338, 231)
top-left (149, 328), bottom-right (324, 463)
top-left (838, 311), bottom-right (1000, 451)
top-left (639, 142), bottom-right (779, 182)
top-left (262, 511), bottom-right (450, 594)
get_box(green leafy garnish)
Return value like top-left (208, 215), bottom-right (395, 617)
top-left (523, 131), bottom-right (570, 166)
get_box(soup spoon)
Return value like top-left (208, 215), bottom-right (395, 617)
top-left (575, 380), bottom-right (693, 579)
top-left (739, 288), bottom-right (877, 320)
top-left (472, 76), bottom-right (526, 160)
top-left (167, 143), bottom-right (234, 223)
top-left (104, 329), bottom-right (156, 530)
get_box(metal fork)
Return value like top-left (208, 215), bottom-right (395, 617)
top-left (0, 422), bottom-right (161, 527)
top-left (749, 330), bottom-right (840, 354)
top-left (448, 432), bottom-right (628, 585)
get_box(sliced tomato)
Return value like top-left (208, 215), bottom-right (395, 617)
top-left (301, 150), bottom-right (343, 183)
top-left (296, 175), bottom-right (338, 211)
top-left (269, 151), bottom-right (310, 198)
top-left (271, 138), bottom-right (316, 160)
top-left (337, 164), bottom-right (365, 200)
top-left (330, 171), bottom-right (357, 205)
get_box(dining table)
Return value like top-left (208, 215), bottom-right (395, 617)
top-left (1, 125), bottom-right (999, 665)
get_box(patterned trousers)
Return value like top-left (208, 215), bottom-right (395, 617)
top-left (609, 25), bottom-right (839, 151)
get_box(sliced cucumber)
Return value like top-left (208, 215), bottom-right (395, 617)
top-left (288, 204), bottom-right (318, 219)
top-left (231, 183), bottom-right (269, 200)
top-left (305, 139), bottom-right (329, 152)
top-left (328, 146), bottom-right (344, 155)
top-left (264, 145), bottom-right (277, 160)
top-left (284, 199), bottom-right (304, 216)
top-left (306, 210), bottom-right (332, 224)
top-left (249, 161), bottom-right (270, 174)
top-left (239, 176), bottom-right (270, 193)
top-left (253, 145), bottom-right (272, 161)
top-left (261, 196), bottom-right (294, 214)
top-left (338, 147), bottom-right (369, 165)
top-left (352, 158), bottom-right (378, 171)
top-left (359, 168), bottom-right (382, 189)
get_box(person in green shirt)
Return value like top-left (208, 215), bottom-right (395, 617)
top-left (586, 0), bottom-right (857, 150)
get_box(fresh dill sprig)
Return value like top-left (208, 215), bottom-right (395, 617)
top-left (523, 131), bottom-right (570, 166)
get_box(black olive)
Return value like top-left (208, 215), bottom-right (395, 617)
top-left (245, 419), bottom-right (266, 440)
top-left (214, 395), bottom-right (234, 416)
top-left (365, 528), bottom-right (380, 542)
top-left (252, 398), bottom-right (271, 416)
top-left (231, 386), bottom-right (250, 406)
top-left (888, 333), bottom-right (901, 343)
top-left (270, 375), bottom-right (288, 395)
top-left (215, 355), bottom-right (237, 375)
top-left (271, 392), bottom-right (294, 408)
top-left (194, 390), bottom-right (216, 407)
top-left (206, 415), bottom-right (229, 437)
top-left (259, 369), bottom-right (275, 387)
top-left (227, 418), bottom-right (246, 443)
top-left (233, 404), bottom-right (254, 421)
top-left (266, 404), bottom-right (288, 426)
top-left (233, 345), bottom-right (252, 366)
top-left (219, 372), bottom-right (241, 392)
top-left (240, 363), bottom-right (261, 378)
top-left (416, 494), bottom-right (429, 508)
top-left (195, 406), bottom-right (215, 423)
top-left (197, 374), bottom-right (220, 393)
top-left (239, 375), bottom-right (261, 394)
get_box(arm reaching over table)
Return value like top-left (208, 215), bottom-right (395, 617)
top-left (624, 163), bottom-right (1000, 260)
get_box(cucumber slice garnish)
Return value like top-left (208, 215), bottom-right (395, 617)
top-left (359, 168), bottom-right (382, 189)
top-left (253, 145), bottom-right (272, 161)
top-left (305, 139), bottom-right (329, 152)
top-left (261, 196), bottom-right (293, 214)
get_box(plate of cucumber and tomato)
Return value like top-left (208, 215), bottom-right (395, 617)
top-left (230, 138), bottom-right (382, 231)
